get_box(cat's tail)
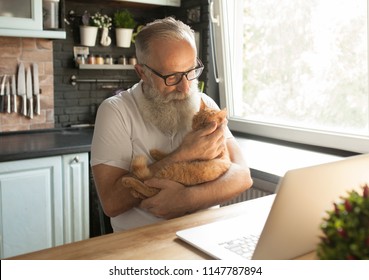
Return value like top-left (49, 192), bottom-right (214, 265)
top-left (131, 155), bottom-right (152, 180)
top-left (150, 149), bottom-right (167, 161)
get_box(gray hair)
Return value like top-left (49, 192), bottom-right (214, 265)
top-left (135, 17), bottom-right (196, 64)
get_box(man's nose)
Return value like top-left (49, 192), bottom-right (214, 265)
top-left (175, 76), bottom-right (190, 93)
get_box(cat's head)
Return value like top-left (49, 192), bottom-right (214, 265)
top-left (192, 100), bottom-right (227, 131)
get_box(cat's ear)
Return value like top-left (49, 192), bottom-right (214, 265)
top-left (200, 98), bottom-right (206, 110)
top-left (219, 108), bottom-right (227, 119)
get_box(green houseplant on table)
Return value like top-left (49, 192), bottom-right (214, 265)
top-left (114, 9), bottom-right (137, 48)
top-left (317, 184), bottom-right (369, 259)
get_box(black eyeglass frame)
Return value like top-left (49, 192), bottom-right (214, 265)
top-left (143, 58), bottom-right (204, 86)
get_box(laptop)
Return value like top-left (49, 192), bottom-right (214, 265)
top-left (176, 153), bottom-right (369, 260)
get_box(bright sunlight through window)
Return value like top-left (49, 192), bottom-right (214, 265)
top-left (212, 0), bottom-right (369, 153)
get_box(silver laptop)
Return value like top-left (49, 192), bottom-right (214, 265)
top-left (176, 153), bottom-right (369, 260)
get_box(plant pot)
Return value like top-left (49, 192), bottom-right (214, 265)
top-left (80, 26), bottom-right (98, 47)
top-left (115, 28), bottom-right (133, 48)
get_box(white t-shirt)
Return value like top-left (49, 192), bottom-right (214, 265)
top-left (91, 81), bottom-right (233, 231)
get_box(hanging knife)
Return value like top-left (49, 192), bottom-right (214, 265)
top-left (33, 63), bottom-right (40, 115)
top-left (26, 67), bottom-right (33, 119)
top-left (11, 74), bottom-right (17, 113)
top-left (0, 75), bottom-right (5, 113)
top-left (6, 77), bottom-right (11, 113)
top-left (17, 63), bottom-right (27, 116)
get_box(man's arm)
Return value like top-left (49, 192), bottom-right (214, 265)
top-left (93, 121), bottom-right (252, 219)
top-left (140, 137), bottom-right (253, 219)
top-left (92, 164), bottom-right (141, 217)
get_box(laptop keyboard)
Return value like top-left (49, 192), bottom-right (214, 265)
top-left (218, 234), bottom-right (260, 259)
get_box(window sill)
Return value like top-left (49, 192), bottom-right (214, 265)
top-left (235, 136), bottom-right (345, 177)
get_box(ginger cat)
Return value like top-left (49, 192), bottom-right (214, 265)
top-left (122, 100), bottom-right (231, 199)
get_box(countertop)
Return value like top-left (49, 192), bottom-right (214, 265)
top-left (0, 127), bottom-right (94, 162)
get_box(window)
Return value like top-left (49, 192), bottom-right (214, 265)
top-left (210, 0), bottom-right (369, 153)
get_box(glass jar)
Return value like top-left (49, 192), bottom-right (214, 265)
top-left (87, 54), bottom-right (95, 64)
top-left (75, 54), bottom-right (85, 66)
top-left (105, 55), bottom-right (113, 65)
top-left (129, 56), bottom-right (137, 65)
top-left (118, 55), bottom-right (127, 65)
top-left (96, 55), bottom-right (104, 65)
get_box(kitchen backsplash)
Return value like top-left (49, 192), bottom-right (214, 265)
top-left (52, 1), bottom-right (183, 128)
top-left (0, 37), bottom-right (54, 132)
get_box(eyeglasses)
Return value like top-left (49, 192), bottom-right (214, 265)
top-left (143, 58), bottom-right (204, 86)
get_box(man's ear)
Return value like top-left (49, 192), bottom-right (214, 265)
top-left (135, 64), bottom-right (147, 81)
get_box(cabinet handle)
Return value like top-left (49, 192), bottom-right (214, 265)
top-left (72, 156), bottom-right (80, 163)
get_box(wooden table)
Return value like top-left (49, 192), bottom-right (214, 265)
top-left (8, 195), bottom-right (315, 260)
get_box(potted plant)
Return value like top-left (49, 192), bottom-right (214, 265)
top-left (79, 11), bottom-right (99, 47)
top-left (114, 9), bottom-right (136, 48)
top-left (317, 184), bottom-right (369, 259)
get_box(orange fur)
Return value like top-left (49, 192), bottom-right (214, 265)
top-left (122, 100), bottom-right (231, 199)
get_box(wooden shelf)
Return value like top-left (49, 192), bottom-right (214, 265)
top-left (78, 64), bottom-right (135, 70)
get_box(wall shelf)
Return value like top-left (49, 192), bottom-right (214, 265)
top-left (78, 64), bottom-right (135, 70)
top-left (0, 29), bottom-right (66, 39)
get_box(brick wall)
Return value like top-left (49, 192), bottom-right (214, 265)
top-left (0, 37), bottom-right (54, 132)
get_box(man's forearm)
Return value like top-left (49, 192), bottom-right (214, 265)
top-left (92, 164), bottom-right (141, 217)
top-left (185, 163), bottom-right (253, 213)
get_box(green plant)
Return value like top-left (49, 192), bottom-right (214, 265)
top-left (113, 9), bottom-right (136, 29)
top-left (317, 184), bottom-right (369, 260)
top-left (91, 12), bottom-right (112, 29)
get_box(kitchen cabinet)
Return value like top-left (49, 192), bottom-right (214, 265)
top-left (0, 0), bottom-right (66, 39)
top-left (0, 153), bottom-right (89, 259)
top-left (0, 0), bottom-right (42, 30)
top-left (62, 153), bottom-right (89, 243)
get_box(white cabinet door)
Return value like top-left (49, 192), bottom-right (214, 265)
top-left (0, 0), bottom-right (66, 39)
top-left (62, 153), bottom-right (90, 243)
top-left (0, 0), bottom-right (43, 30)
top-left (0, 156), bottom-right (63, 259)
top-left (0, 153), bottom-right (90, 259)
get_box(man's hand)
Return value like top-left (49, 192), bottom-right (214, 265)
top-left (139, 178), bottom-right (192, 219)
top-left (174, 121), bottom-right (226, 162)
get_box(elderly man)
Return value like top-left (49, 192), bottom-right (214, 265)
top-left (91, 17), bottom-right (253, 232)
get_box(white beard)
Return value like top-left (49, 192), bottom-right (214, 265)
top-left (137, 80), bottom-right (201, 135)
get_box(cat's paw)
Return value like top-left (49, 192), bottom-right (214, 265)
top-left (217, 159), bottom-right (232, 173)
top-left (122, 176), bottom-right (160, 199)
top-left (132, 155), bottom-right (152, 180)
